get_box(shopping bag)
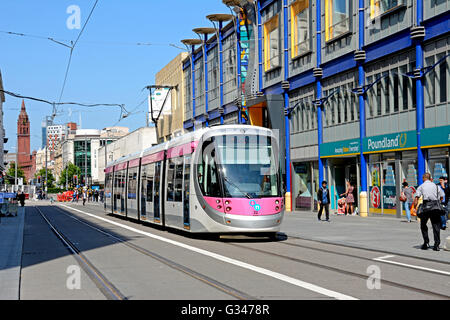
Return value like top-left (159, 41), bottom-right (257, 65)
top-left (410, 204), bottom-right (417, 217)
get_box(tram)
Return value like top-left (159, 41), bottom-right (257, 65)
top-left (104, 125), bottom-right (284, 234)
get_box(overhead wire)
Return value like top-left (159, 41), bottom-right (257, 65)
top-left (0, 30), bottom-right (186, 49)
top-left (57, 0), bottom-right (100, 105)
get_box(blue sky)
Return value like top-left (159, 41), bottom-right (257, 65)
top-left (0, 0), bottom-right (228, 152)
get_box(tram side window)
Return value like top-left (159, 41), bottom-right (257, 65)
top-left (142, 163), bottom-right (154, 202)
top-left (114, 172), bottom-right (120, 199)
top-left (167, 158), bottom-right (175, 201)
top-left (128, 167), bottom-right (137, 200)
top-left (174, 157), bottom-right (183, 202)
top-left (198, 141), bottom-right (221, 197)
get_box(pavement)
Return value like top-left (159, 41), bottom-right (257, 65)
top-left (0, 206), bottom-right (25, 299)
top-left (282, 210), bottom-right (450, 263)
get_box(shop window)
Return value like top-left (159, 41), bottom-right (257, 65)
top-left (370, 0), bottom-right (405, 19)
top-left (325, 0), bottom-right (350, 42)
top-left (290, 0), bottom-right (310, 58)
top-left (264, 15), bottom-right (280, 71)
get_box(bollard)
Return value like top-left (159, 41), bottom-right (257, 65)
top-left (359, 191), bottom-right (368, 217)
top-left (444, 236), bottom-right (450, 251)
top-left (285, 192), bottom-right (291, 212)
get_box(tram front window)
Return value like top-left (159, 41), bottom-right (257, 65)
top-left (215, 135), bottom-right (280, 198)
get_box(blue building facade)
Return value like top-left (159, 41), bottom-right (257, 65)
top-left (182, 0), bottom-right (450, 215)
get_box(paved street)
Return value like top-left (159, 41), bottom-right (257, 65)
top-left (1, 201), bottom-right (448, 300)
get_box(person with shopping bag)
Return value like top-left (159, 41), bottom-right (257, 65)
top-left (414, 173), bottom-right (445, 251)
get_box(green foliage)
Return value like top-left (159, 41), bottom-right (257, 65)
top-left (34, 168), bottom-right (55, 187)
top-left (5, 162), bottom-right (26, 185)
top-left (58, 162), bottom-right (82, 188)
top-left (47, 187), bottom-right (64, 194)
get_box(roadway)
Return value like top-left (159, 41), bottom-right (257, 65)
top-left (19, 203), bottom-right (450, 300)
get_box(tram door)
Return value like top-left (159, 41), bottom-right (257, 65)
top-left (153, 161), bottom-right (161, 222)
top-left (183, 156), bottom-right (191, 228)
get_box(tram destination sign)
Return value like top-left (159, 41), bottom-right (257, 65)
top-left (363, 130), bottom-right (416, 154)
top-left (320, 138), bottom-right (360, 158)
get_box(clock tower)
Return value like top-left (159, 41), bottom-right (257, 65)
top-left (17, 100), bottom-right (35, 182)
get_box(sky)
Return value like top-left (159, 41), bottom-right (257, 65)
top-left (0, 0), bottom-right (229, 152)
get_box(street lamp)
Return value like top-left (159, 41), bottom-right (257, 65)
top-left (192, 27), bottom-right (216, 128)
top-left (206, 14), bottom-right (234, 125)
top-left (180, 39), bottom-right (203, 131)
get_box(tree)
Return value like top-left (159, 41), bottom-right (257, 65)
top-left (35, 168), bottom-right (55, 188)
top-left (59, 162), bottom-right (82, 189)
top-left (5, 162), bottom-right (26, 185)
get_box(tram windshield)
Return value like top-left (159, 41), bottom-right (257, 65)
top-left (214, 134), bottom-right (281, 198)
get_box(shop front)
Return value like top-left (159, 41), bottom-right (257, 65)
top-left (320, 139), bottom-right (361, 212)
top-left (292, 161), bottom-right (319, 211)
top-left (364, 131), bottom-right (417, 217)
top-left (421, 125), bottom-right (450, 183)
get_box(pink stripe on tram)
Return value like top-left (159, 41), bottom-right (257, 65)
top-left (141, 151), bottom-right (165, 165)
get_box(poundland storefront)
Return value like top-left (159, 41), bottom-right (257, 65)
top-left (319, 125), bottom-right (450, 217)
top-left (365, 131), bottom-right (417, 217)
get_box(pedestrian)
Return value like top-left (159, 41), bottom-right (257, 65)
top-left (94, 189), bottom-right (99, 202)
top-left (414, 173), bottom-right (445, 251)
top-left (82, 190), bottom-right (87, 206)
top-left (340, 180), bottom-right (355, 215)
top-left (437, 176), bottom-right (449, 230)
top-left (317, 181), bottom-right (330, 222)
top-left (18, 191), bottom-right (25, 207)
top-left (401, 182), bottom-right (414, 222)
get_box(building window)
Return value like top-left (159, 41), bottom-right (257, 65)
top-left (323, 81), bottom-right (358, 127)
top-left (290, 0), bottom-right (310, 58)
top-left (370, 0), bottom-right (405, 19)
top-left (325, 0), bottom-right (350, 41)
top-left (264, 14), bottom-right (280, 71)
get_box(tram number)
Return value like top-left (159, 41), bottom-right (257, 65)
top-left (225, 304), bottom-right (269, 315)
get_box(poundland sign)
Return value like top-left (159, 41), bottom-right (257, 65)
top-left (363, 131), bottom-right (416, 154)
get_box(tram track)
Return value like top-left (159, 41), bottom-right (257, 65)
top-left (225, 240), bottom-right (450, 299)
top-left (285, 234), bottom-right (450, 265)
top-left (49, 205), bottom-right (256, 300)
top-left (34, 206), bottom-right (126, 300)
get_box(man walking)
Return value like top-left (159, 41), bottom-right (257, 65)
top-left (414, 173), bottom-right (445, 251)
top-left (317, 181), bottom-right (330, 222)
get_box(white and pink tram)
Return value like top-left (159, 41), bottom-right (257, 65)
top-left (104, 125), bottom-right (284, 234)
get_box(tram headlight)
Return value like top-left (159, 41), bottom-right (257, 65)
top-left (226, 206), bottom-right (232, 212)
top-left (216, 199), bottom-right (221, 204)
top-left (275, 206), bottom-right (279, 211)
top-left (225, 200), bottom-right (230, 205)
top-left (275, 200), bottom-right (279, 204)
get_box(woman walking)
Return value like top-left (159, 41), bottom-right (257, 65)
top-left (401, 182), bottom-right (414, 222)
